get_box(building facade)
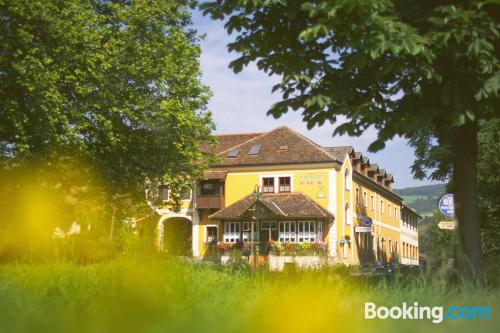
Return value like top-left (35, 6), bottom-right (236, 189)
top-left (154, 126), bottom-right (421, 267)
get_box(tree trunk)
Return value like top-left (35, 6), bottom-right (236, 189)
top-left (110, 201), bottom-right (116, 239)
top-left (453, 120), bottom-right (484, 286)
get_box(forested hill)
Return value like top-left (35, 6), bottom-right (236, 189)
top-left (394, 184), bottom-right (447, 216)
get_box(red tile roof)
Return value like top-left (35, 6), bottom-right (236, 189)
top-left (203, 126), bottom-right (396, 192)
top-left (209, 192), bottom-right (334, 220)
top-left (212, 126), bottom-right (338, 167)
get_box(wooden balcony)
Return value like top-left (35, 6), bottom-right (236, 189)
top-left (196, 195), bottom-right (225, 209)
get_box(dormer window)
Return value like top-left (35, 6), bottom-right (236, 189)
top-left (227, 149), bottom-right (239, 158)
top-left (248, 144), bottom-right (261, 155)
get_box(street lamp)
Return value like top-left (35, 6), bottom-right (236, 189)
top-left (251, 184), bottom-right (262, 272)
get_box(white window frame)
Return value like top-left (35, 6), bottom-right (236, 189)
top-left (262, 177), bottom-right (275, 193)
top-left (381, 200), bottom-right (384, 215)
top-left (205, 225), bottom-right (218, 245)
top-left (279, 221), bottom-right (296, 242)
top-left (388, 203), bottom-right (392, 217)
top-left (223, 222), bottom-right (240, 243)
top-left (363, 191), bottom-right (367, 208)
top-left (241, 222), bottom-right (258, 242)
top-left (278, 176), bottom-right (291, 193)
top-left (342, 243), bottom-right (347, 259)
top-left (345, 168), bottom-right (351, 191)
top-left (297, 221), bottom-right (316, 242)
top-left (345, 203), bottom-right (351, 225)
top-left (259, 174), bottom-right (294, 193)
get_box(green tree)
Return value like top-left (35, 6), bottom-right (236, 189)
top-left (0, 1), bottom-right (214, 240)
top-left (477, 119), bottom-right (500, 260)
top-left (202, 0), bottom-right (499, 285)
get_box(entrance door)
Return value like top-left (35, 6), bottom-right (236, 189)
top-left (163, 217), bottom-right (192, 256)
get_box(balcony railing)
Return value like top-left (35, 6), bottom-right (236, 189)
top-left (196, 195), bottom-right (224, 209)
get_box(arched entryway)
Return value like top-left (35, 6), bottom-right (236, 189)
top-left (159, 216), bottom-right (192, 256)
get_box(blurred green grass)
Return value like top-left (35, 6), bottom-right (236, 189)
top-left (0, 256), bottom-right (497, 333)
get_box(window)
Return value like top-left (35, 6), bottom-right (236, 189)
top-left (279, 176), bottom-right (291, 192)
top-left (342, 243), bottom-right (347, 259)
top-left (297, 221), bottom-right (315, 242)
top-left (394, 207), bottom-right (398, 219)
top-left (317, 222), bottom-right (323, 241)
top-left (223, 222), bottom-right (240, 243)
top-left (395, 241), bottom-right (398, 255)
top-left (389, 239), bottom-right (392, 254)
top-left (381, 200), bottom-right (384, 215)
top-left (248, 144), bottom-right (261, 155)
top-left (279, 221), bottom-right (296, 242)
top-left (363, 191), bottom-right (367, 208)
top-left (242, 222), bottom-right (257, 241)
top-left (262, 177), bottom-right (275, 193)
top-left (356, 188), bottom-right (360, 205)
top-left (199, 180), bottom-right (220, 196)
top-left (344, 168), bottom-right (351, 190)
top-left (371, 194), bottom-right (375, 211)
top-left (206, 226), bottom-right (218, 245)
top-left (261, 221), bottom-right (277, 231)
top-left (181, 188), bottom-right (192, 200)
top-left (345, 203), bottom-right (350, 225)
top-left (227, 149), bottom-right (239, 158)
top-left (388, 203), bottom-right (392, 217)
top-left (159, 185), bottom-right (169, 201)
top-left (360, 233), bottom-right (370, 250)
top-left (242, 222), bottom-right (251, 231)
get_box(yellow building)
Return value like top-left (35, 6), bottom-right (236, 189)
top-left (155, 126), bottom-right (421, 268)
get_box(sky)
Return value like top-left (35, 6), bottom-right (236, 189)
top-left (191, 10), bottom-right (442, 189)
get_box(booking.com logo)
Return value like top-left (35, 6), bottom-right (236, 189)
top-left (365, 302), bottom-right (491, 324)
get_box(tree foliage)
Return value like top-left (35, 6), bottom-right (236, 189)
top-left (477, 119), bottom-right (500, 259)
top-left (202, 0), bottom-right (500, 284)
top-left (0, 0), bottom-right (215, 196)
top-left (202, 0), bottom-right (498, 151)
top-left (0, 0), bottom-right (215, 258)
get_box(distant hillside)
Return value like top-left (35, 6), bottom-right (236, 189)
top-left (394, 184), bottom-right (447, 215)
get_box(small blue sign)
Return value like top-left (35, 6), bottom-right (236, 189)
top-left (362, 217), bottom-right (373, 227)
top-left (439, 194), bottom-right (455, 217)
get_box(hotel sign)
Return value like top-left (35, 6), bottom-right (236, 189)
top-left (438, 221), bottom-right (456, 230)
top-left (298, 174), bottom-right (326, 199)
top-left (355, 226), bottom-right (373, 233)
top-left (438, 194), bottom-right (455, 217)
top-left (298, 174), bottom-right (324, 186)
top-left (362, 217), bottom-right (373, 227)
